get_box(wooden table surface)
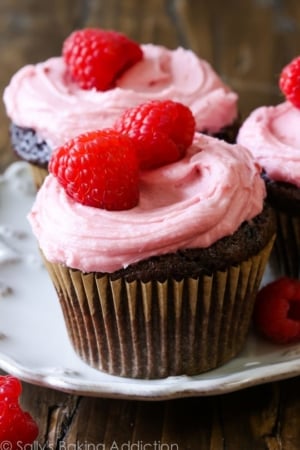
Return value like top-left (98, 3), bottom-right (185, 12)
top-left (1, 1), bottom-right (300, 448)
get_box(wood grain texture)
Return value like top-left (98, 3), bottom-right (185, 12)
top-left (2, 0), bottom-right (300, 447)
top-left (19, 379), bottom-right (300, 448)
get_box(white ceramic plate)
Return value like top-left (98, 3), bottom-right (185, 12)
top-left (1, 162), bottom-right (300, 400)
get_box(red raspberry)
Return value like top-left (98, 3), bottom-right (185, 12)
top-left (0, 375), bottom-right (39, 447)
top-left (49, 129), bottom-right (139, 210)
top-left (114, 100), bottom-right (196, 170)
top-left (63, 28), bottom-right (143, 91)
top-left (279, 56), bottom-right (300, 108)
top-left (254, 277), bottom-right (300, 344)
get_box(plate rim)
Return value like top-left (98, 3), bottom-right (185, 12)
top-left (1, 350), bottom-right (300, 400)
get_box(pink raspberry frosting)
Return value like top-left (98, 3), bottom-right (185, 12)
top-left (3, 44), bottom-right (238, 148)
top-left (237, 101), bottom-right (300, 187)
top-left (28, 133), bottom-right (266, 273)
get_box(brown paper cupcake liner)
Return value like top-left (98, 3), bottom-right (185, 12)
top-left (270, 210), bottom-right (300, 278)
top-left (29, 164), bottom-right (48, 189)
top-left (42, 236), bottom-right (274, 379)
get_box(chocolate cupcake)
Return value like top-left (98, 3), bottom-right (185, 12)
top-left (236, 56), bottom-right (300, 278)
top-left (28, 124), bottom-right (275, 379)
top-left (3, 28), bottom-right (239, 188)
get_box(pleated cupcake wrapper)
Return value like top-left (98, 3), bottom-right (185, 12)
top-left (42, 236), bottom-right (274, 379)
top-left (29, 163), bottom-right (48, 189)
top-left (271, 210), bottom-right (300, 278)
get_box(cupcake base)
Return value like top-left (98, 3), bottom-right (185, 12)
top-left (42, 236), bottom-right (274, 379)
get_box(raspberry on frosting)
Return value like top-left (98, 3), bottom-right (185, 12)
top-left (114, 99), bottom-right (196, 170)
top-left (49, 129), bottom-right (140, 211)
top-left (62, 28), bottom-right (143, 91)
top-left (279, 56), bottom-right (300, 108)
top-left (49, 100), bottom-right (196, 210)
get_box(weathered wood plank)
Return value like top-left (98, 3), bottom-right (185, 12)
top-left (20, 377), bottom-right (300, 447)
top-left (277, 378), bottom-right (300, 449)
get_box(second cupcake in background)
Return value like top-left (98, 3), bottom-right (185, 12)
top-left (237, 56), bottom-right (300, 278)
top-left (28, 100), bottom-right (275, 379)
top-left (3, 28), bottom-right (239, 188)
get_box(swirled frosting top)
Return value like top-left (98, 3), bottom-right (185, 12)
top-left (28, 133), bottom-right (266, 273)
top-left (237, 101), bottom-right (300, 187)
top-left (3, 44), bottom-right (238, 148)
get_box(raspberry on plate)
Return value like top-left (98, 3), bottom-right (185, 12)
top-left (0, 375), bottom-right (39, 447)
top-left (63, 28), bottom-right (143, 91)
top-left (114, 99), bottom-right (196, 170)
top-left (254, 277), bottom-right (300, 344)
top-left (49, 129), bottom-right (140, 211)
top-left (279, 56), bottom-right (300, 108)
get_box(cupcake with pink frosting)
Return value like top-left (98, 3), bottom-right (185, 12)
top-left (3, 28), bottom-right (239, 188)
top-left (28, 100), bottom-right (275, 379)
top-left (237, 56), bottom-right (300, 278)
